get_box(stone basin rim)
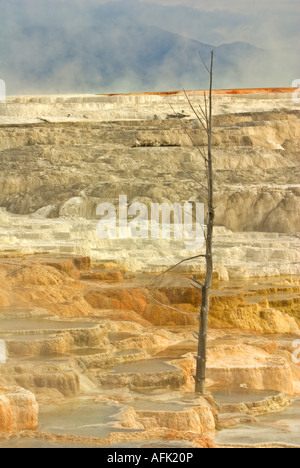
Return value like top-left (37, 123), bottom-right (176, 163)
top-left (0, 323), bottom-right (101, 336)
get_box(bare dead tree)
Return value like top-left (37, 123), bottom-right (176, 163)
top-left (170, 51), bottom-right (215, 394)
top-left (146, 51), bottom-right (214, 394)
top-left (193, 50), bottom-right (214, 394)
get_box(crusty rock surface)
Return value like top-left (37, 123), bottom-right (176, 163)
top-left (0, 90), bottom-right (299, 447)
top-left (0, 106), bottom-right (298, 234)
top-left (0, 91), bottom-right (299, 278)
top-left (0, 386), bottom-right (38, 431)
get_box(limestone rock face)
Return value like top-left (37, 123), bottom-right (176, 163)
top-left (207, 363), bottom-right (294, 394)
top-left (215, 186), bottom-right (300, 234)
top-left (97, 368), bottom-right (187, 389)
top-left (0, 87), bottom-right (299, 451)
top-left (217, 393), bottom-right (291, 416)
top-left (0, 92), bottom-right (299, 278)
top-left (206, 343), bottom-right (295, 394)
top-left (210, 304), bottom-right (300, 334)
top-left (0, 386), bottom-right (38, 432)
top-left (119, 398), bottom-right (216, 434)
top-left (0, 94), bottom-right (299, 236)
top-left (138, 408), bottom-right (209, 433)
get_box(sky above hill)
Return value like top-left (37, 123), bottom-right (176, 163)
top-left (142, 0), bottom-right (299, 46)
top-left (88, 0), bottom-right (299, 48)
top-left (0, 0), bottom-right (299, 94)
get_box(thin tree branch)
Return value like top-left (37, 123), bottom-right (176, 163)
top-left (183, 172), bottom-right (208, 194)
top-left (197, 102), bottom-right (209, 126)
top-left (147, 292), bottom-right (200, 317)
top-left (191, 277), bottom-right (204, 288)
top-left (183, 89), bottom-right (208, 134)
top-left (148, 254), bottom-right (206, 287)
top-left (198, 51), bottom-right (211, 74)
top-left (203, 91), bottom-right (208, 128)
top-left (169, 102), bottom-right (208, 165)
top-left (168, 101), bottom-right (209, 169)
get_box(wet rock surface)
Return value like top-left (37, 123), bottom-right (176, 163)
top-left (0, 254), bottom-right (298, 447)
top-left (0, 92), bottom-right (299, 277)
top-left (0, 90), bottom-right (299, 447)
top-left (0, 386), bottom-right (38, 431)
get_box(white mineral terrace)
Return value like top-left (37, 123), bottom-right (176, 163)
top-left (0, 90), bottom-right (299, 448)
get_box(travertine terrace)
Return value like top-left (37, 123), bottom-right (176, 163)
top-left (0, 89), bottom-right (299, 448)
top-left (0, 88), bottom-right (299, 274)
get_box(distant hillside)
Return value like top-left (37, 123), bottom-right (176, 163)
top-left (0, 0), bottom-right (298, 94)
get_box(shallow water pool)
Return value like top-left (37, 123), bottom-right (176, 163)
top-left (38, 399), bottom-right (130, 439)
top-left (212, 388), bottom-right (279, 405)
top-left (0, 318), bottom-right (97, 332)
top-left (113, 358), bottom-right (178, 374)
top-left (216, 398), bottom-right (300, 446)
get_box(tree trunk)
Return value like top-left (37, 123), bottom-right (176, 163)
top-left (194, 51), bottom-right (214, 394)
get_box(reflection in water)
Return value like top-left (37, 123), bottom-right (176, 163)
top-left (38, 399), bottom-right (131, 439)
top-left (113, 358), bottom-right (178, 374)
top-left (216, 399), bottom-right (300, 446)
top-left (0, 439), bottom-right (91, 449)
top-left (0, 318), bottom-right (96, 332)
top-left (212, 388), bottom-right (279, 404)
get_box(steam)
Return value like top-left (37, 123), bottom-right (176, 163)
top-left (0, 0), bottom-right (298, 95)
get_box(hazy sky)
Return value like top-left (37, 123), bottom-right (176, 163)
top-left (27, 0), bottom-right (298, 49)
top-left (84, 0), bottom-right (299, 16)
top-left (0, 0), bottom-right (299, 94)
top-left (143, 0), bottom-right (298, 12)
top-left (96, 0), bottom-right (300, 46)
top-left (83, 0), bottom-right (298, 9)
top-left (4, 0), bottom-right (297, 47)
